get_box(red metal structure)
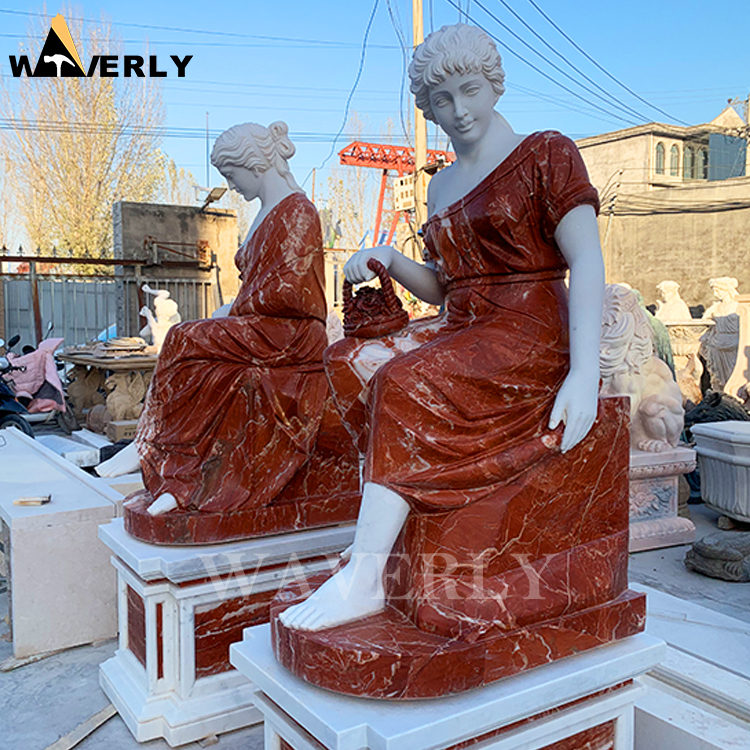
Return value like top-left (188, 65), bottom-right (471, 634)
top-left (338, 141), bottom-right (454, 246)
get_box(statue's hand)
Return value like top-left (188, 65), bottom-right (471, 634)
top-left (549, 369), bottom-right (599, 453)
top-left (344, 246), bottom-right (394, 284)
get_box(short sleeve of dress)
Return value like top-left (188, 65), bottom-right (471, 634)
top-left (541, 132), bottom-right (599, 242)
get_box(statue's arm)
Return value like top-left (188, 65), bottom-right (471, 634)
top-left (548, 204), bottom-right (604, 452)
top-left (343, 245), bottom-right (445, 306)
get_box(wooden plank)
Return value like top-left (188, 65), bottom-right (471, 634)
top-left (43, 704), bottom-right (117, 750)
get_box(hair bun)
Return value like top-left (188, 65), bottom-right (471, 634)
top-left (268, 120), bottom-right (295, 160)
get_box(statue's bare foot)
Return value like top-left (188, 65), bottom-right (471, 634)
top-left (279, 553), bottom-right (385, 631)
top-left (96, 441), bottom-right (141, 477)
top-left (147, 493), bottom-right (179, 516)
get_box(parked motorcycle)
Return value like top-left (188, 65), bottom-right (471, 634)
top-left (0, 335), bottom-right (34, 436)
top-left (2, 330), bottom-right (79, 434)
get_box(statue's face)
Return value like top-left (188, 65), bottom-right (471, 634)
top-left (428, 71), bottom-right (497, 146)
top-left (222, 164), bottom-right (262, 202)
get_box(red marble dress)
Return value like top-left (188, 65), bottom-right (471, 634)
top-left (135, 192), bottom-right (329, 512)
top-left (326, 132), bottom-right (631, 637)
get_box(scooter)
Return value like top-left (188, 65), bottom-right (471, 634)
top-left (0, 335), bottom-right (34, 436)
top-left (3, 329), bottom-right (79, 435)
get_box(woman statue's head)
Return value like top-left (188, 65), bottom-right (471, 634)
top-left (709, 277), bottom-right (739, 301)
top-left (211, 121), bottom-right (299, 191)
top-left (408, 23), bottom-right (506, 123)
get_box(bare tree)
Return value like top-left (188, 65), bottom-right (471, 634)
top-left (162, 158), bottom-right (198, 207)
top-left (1, 13), bottom-right (165, 265)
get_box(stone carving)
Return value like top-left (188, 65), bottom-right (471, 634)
top-left (684, 390), bottom-right (750, 436)
top-left (700, 277), bottom-right (740, 391)
top-left (139, 285), bottom-right (181, 353)
top-left (599, 284), bottom-right (684, 452)
top-left (104, 371), bottom-right (147, 422)
top-left (655, 280), bottom-right (692, 323)
top-left (675, 352), bottom-right (703, 407)
top-left (272, 24), bottom-right (644, 699)
top-left (97, 120), bottom-right (359, 544)
top-left (685, 532), bottom-right (750, 581)
top-left (65, 365), bottom-right (105, 416)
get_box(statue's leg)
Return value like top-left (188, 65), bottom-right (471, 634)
top-left (279, 481), bottom-right (409, 631)
top-left (96, 441), bottom-right (141, 477)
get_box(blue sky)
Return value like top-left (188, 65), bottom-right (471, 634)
top-left (1, 0), bottom-right (748, 199)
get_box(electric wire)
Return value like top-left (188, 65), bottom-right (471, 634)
top-left (491, 0), bottom-right (651, 123)
top-left (300, 0), bottom-right (381, 189)
top-left (442, 0), bottom-right (640, 126)
top-left (523, 0), bottom-right (690, 126)
top-left (0, 8), bottom-right (396, 50)
top-left (470, 0), bottom-right (643, 124)
top-left (385, 0), bottom-right (413, 150)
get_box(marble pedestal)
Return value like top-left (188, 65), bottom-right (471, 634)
top-left (629, 446), bottom-right (697, 552)
top-left (691, 421), bottom-right (750, 523)
top-left (98, 518), bottom-right (355, 747)
top-left (230, 624), bottom-right (663, 750)
top-left (0, 429), bottom-right (121, 660)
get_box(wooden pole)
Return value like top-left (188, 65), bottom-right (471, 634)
top-left (413, 0), bottom-right (427, 232)
top-left (29, 260), bottom-right (43, 345)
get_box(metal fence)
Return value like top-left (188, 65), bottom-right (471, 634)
top-left (2, 274), bottom-right (214, 349)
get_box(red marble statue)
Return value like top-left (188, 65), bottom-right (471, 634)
top-left (113, 122), bottom-right (359, 544)
top-left (272, 26), bottom-right (644, 698)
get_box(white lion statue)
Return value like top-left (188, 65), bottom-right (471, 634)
top-left (599, 284), bottom-right (684, 452)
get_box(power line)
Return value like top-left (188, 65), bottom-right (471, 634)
top-left (301, 0), bottom-right (381, 189)
top-left (490, 0), bottom-right (651, 123)
top-left (442, 0), bottom-right (640, 126)
top-left (0, 8), bottom-right (397, 49)
top-left (523, 0), bottom-right (690, 126)
top-left (470, 0), bottom-right (644, 124)
top-left (385, 0), bottom-right (414, 149)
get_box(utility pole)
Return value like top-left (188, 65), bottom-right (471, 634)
top-left (413, 0), bottom-right (428, 246)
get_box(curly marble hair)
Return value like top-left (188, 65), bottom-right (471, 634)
top-left (599, 284), bottom-right (654, 378)
top-left (211, 121), bottom-right (299, 190)
top-left (408, 24), bottom-right (506, 123)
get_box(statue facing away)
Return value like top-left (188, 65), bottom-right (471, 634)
top-left (272, 24), bottom-right (644, 699)
top-left (97, 121), bottom-right (359, 544)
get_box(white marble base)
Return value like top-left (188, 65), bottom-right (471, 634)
top-left (692, 421), bottom-right (750, 523)
top-left (629, 446), bottom-right (697, 552)
top-left (99, 518), bottom-right (355, 747)
top-left (633, 584), bottom-right (750, 749)
top-left (230, 626), bottom-right (664, 750)
top-left (0, 430), bottom-right (121, 659)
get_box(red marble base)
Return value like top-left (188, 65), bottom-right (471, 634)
top-left (124, 489), bottom-right (360, 545)
top-left (271, 581), bottom-right (645, 699)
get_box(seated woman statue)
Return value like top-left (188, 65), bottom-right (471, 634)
top-left (278, 24), bottom-right (642, 670)
top-left (97, 121), bottom-right (358, 542)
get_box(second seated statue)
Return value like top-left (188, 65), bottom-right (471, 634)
top-left (273, 24), bottom-right (645, 698)
top-left (97, 121), bottom-right (359, 544)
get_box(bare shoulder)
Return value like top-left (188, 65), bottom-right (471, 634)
top-left (426, 164), bottom-right (454, 215)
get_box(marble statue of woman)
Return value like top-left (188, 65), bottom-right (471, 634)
top-left (701, 276), bottom-right (741, 390)
top-left (96, 122), bottom-right (335, 523)
top-left (280, 24), bottom-right (611, 633)
top-left (655, 280), bottom-right (691, 323)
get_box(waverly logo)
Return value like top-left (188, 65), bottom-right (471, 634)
top-left (9, 14), bottom-right (192, 78)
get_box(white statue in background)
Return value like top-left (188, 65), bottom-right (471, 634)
top-left (703, 277), bottom-right (740, 319)
top-left (701, 277), bottom-right (741, 391)
top-left (655, 280), bottom-right (692, 323)
top-left (139, 285), bottom-right (181, 353)
top-left (599, 284), bottom-right (683, 452)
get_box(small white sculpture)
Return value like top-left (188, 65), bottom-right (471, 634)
top-left (599, 285), bottom-right (684, 452)
top-left (139, 285), bottom-right (181, 353)
top-left (700, 277), bottom-right (741, 391)
top-left (655, 280), bottom-right (692, 323)
top-left (703, 277), bottom-right (739, 319)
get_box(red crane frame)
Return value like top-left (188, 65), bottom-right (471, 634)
top-left (338, 141), bottom-right (455, 246)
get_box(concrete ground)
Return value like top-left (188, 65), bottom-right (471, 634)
top-left (1, 469), bottom-right (748, 748)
